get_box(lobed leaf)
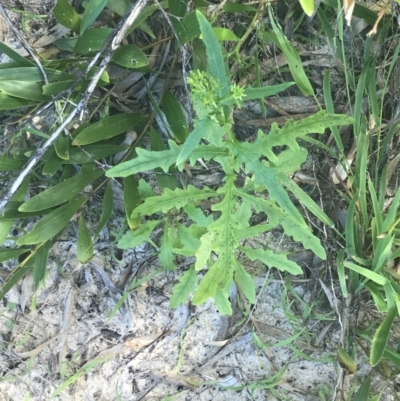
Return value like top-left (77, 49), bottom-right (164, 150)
top-left (131, 186), bottom-right (217, 219)
top-left (117, 220), bottom-right (161, 249)
top-left (107, 141), bottom-right (229, 178)
top-left (170, 265), bottom-right (197, 308)
top-left (235, 263), bottom-right (256, 304)
top-left (242, 247), bottom-right (303, 275)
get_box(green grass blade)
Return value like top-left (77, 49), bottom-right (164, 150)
top-left (370, 306), bottom-right (397, 366)
top-left (268, 7), bottom-right (314, 96)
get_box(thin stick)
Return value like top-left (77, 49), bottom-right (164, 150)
top-left (0, 0), bottom-right (150, 213)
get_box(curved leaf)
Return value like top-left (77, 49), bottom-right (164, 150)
top-left (19, 169), bottom-right (104, 212)
top-left (196, 10), bottom-right (229, 93)
top-left (112, 44), bottom-right (149, 69)
top-left (370, 307), bottom-right (397, 366)
top-left (73, 113), bottom-right (147, 145)
top-left (0, 156), bottom-right (24, 171)
top-left (17, 197), bottom-right (85, 245)
top-left (53, 0), bottom-right (81, 32)
top-left (77, 217), bottom-right (93, 263)
top-left (80, 0), bottom-right (109, 33)
top-left (74, 28), bottom-right (113, 53)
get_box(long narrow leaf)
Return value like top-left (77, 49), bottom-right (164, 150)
top-left (370, 307), bottom-right (397, 366)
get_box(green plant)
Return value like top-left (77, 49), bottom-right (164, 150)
top-left (319, 0), bottom-right (400, 371)
top-left (106, 10), bottom-right (353, 313)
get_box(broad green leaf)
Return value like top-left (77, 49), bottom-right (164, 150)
top-left (214, 287), bottom-right (232, 315)
top-left (124, 175), bottom-right (141, 230)
top-left (0, 81), bottom-right (51, 102)
top-left (168, 0), bottom-right (189, 17)
top-left (195, 231), bottom-right (215, 271)
top-left (42, 78), bottom-right (109, 96)
top-left (365, 282), bottom-right (387, 312)
top-left (54, 132), bottom-right (70, 160)
top-left (66, 145), bottom-right (129, 164)
top-left (370, 306), bottom-right (397, 366)
top-left (131, 186), bottom-right (217, 219)
top-left (0, 42), bottom-right (34, 66)
top-left (299, 0), bottom-right (314, 16)
top-left (192, 263), bottom-right (219, 305)
top-left (80, 0), bottom-right (109, 33)
top-left (269, 8), bottom-right (314, 96)
top-left (74, 28), bottom-right (113, 53)
top-left (73, 113), bottom-right (147, 145)
top-left (222, 3), bottom-right (257, 12)
top-left (344, 262), bottom-right (388, 286)
top-left (117, 220), bottom-right (161, 249)
top-left (112, 44), bottom-right (149, 69)
top-left (0, 156), bottom-right (24, 171)
top-left (212, 28), bottom-right (239, 42)
top-left (19, 169), bottom-right (104, 212)
top-left (126, 4), bottom-right (164, 36)
top-left (171, 11), bottom-right (200, 43)
top-left (53, 0), bottom-right (81, 32)
top-left (0, 93), bottom-right (35, 110)
top-left (162, 90), bottom-right (189, 144)
top-left (33, 241), bottom-right (52, 289)
top-left (106, 0), bottom-right (130, 16)
top-left (170, 265), bottom-right (197, 308)
top-left (242, 247), bottom-right (303, 275)
top-left (95, 181), bottom-right (113, 237)
top-left (196, 10), bottom-right (229, 94)
top-left (54, 37), bottom-right (79, 52)
top-left (0, 67), bottom-right (73, 82)
top-left (0, 265), bottom-right (31, 301)
top-left (243, 83), bottom-right (294, 100)
top-left (17, 197), bottom-right (85, 245)
top-left (0, 177), bottom-right (30, 244)
top-left (0, 248), bottom-right (29, 263)
top-left (235, 263), bottom-right (256, 304)
top-left (353, 373), bottom-right (372, 401)
top-left (77, 217), bottom-right (93, 263)
top-left (159, 224), bottom-right (175, 269)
